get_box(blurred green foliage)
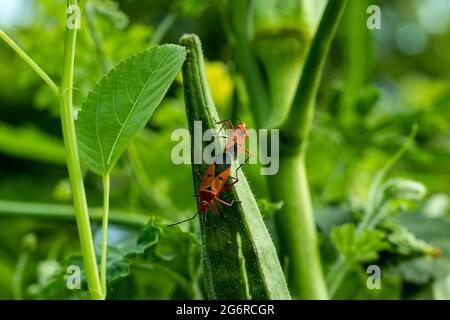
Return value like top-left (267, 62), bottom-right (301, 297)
top-left (0, 0), bottom-right (449, 299)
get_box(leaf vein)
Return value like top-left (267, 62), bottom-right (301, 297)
top-left (112, 72), bottom-right (124, 126)
top-left (125, 62), bottom-right (134, 104)
top-left (95, 86), bottom-right (106, 173)
top-left (105, 50), bottom-right (173, 167)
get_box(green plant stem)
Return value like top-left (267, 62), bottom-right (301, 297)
top-left (282, 0), bottom-right (348, 145)
top-left (325, 255), bottom-right (349, 297)
top-left (326, 125), bottom-right (418, 297)
top-left (60, 0), bottom-right (102, 300)
top-left (150, 12), bottom-right (177, 45)
top-left (341, 0), bottom-right (372, 125)
top-left (0, 200), bottom-right (149, 227)
top-left (12, 234), bottom-right (36, 300)
top-left (236, 232), bottom-right (251, 300)
top-left (0, 28), bottom-right (60, 97)
top-left (268, 150), bottom-right (328, 299)
top-left (100, 174), bottom-right (110, 298)
top-left (85, 3), bottom-right (110, 74)
top-left (12, 252), bottom-right (28, 300)
top-left (79, 0), bottom-right (88, 11)
top-left (225, 0), bottom-right (270, 128)
top-left (269, 0), bottom-right (348, 299)
top-left (357, 125), bottom-right (418, 236)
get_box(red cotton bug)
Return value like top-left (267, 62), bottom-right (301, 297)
top-left (167, 120), bottom-right (251, 227)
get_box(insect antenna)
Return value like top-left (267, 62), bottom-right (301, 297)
top-left (167, 211), bottom-right (199, 227)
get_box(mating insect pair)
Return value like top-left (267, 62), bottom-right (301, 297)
top-left (168, 119), bottom-right (251, 227)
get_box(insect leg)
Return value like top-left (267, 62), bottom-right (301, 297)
top-left (193, 168), bottom-right (203, 181)
top-left (215, 119), bottom-right (234, 131)
top-left (211, 202), bottom-right (219, 215)
top-left (221, 178), bottom-right (239, 192)
top-left (216, 197), bottom-right (240, 207)
top-left (221, 157), bottom-right (249, 192)
top-left (167, 211), bottom-right (199, 227)
top-left (243, 147), bottom-right (252, 158)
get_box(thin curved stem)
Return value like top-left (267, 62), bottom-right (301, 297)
top-left (325, 255), bottom-right (349, 297)
top-left (150, 13), bottom-right (177, 46)
top-left (0, 200), bottom-right (149, 227)
top-left (327, 125), bottom-right (418, 297)
top-left (0, 28), bottom-right (60, 97)
top-left (12, 252), bottom-right (28, 300)
top-left (85, 3), bottom-right (110, 74)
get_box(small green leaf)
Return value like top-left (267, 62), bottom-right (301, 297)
top-left (76, 44), bottom-right (186, 175)
top-left (365, 125), bottom-right (418, 224)
top-left (333, 266), bottom-right (402, 300)
top-left (382, 178), bottom-right (426, 202)
top-left (37, 220), bottom-right (200, 299)
top-left (102, 221), bottom-right (200, 293)
top-left (257, 199), bottom-right (284, 219)
top-left (331, 223), bottom-right (388, 263)
top-left (56, 223), bottom-right (161, 291)
top-left (383, 221), bottom-right (439, 257)
top-left (393, 213), bottom-right (450, 285)
top-left (102, 222), bottom-right (160, 283)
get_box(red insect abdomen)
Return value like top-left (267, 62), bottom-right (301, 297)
top-left (199, 190), bottom-right (216, 202)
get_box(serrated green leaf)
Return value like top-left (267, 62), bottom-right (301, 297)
top-left (102, 222), bottom-right (200, 296)
top-left (393, 213), bottom-right (450, 285)
top-left (356, 228), bottom-right (388, 262)
top-left (333, 266), bottom-right (402, 300)
top-left (35, 220), bottom-right (201, 299)
top-left (76, 44), bottom-right (186, 175)
top-left (56, 223), bottom-right (160, 292)
top-left (102, 222), bottom-right (160, 284)
top-left (331, 224), bottom-right (356, 260)
top-left (331, 223), bottom-right (388, 263)
top-left (382, 221), bottom-right (439, 257)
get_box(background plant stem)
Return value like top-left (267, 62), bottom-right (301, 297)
top-left (150, 12), bottom-right (177, 46)
top-left (0, 28), bottom-right (59, 97)
top-left (60, 0), bottom-right (102, 300)
top-left (225, 0), bottom-right (270, 128)
top-left (326, 125), bottom-right (417, 297)
top-left (282, 0), bottom-right (348, 142)
top-left (85, 2), bottom-right (110, 74)
top-left (268, 150), bottom-right (328, 299)
top-left (100, 174), bottom-right (110, 298)
top-left (12, 252), bottom-right (28, 300)
top-left (270, 0), bottom-right (347, 299)
top-left (0, 200), bottom-right (148, 227)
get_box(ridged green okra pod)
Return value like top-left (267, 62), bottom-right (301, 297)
top-left (180, 34), bottom-right (290, 300)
